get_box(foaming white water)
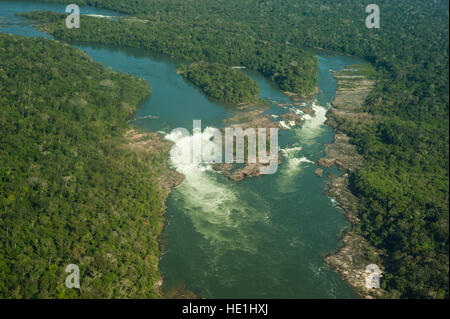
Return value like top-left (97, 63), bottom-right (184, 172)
top-left (302, 101), bottom-right (327, 130)
top-left (277, 100), bottom-right (328, 188)
top-left (165, 128), bottom-right (235, 219)
top-left (294, 101), bottom-right (328, 143)
top-left (289, 107), bottom-right (304, 115)
top-left (297, 157), bottom-right (314, 164)
top-left (165, 128), bottom-right (269, 256)
top-left (285, 157), bottom-right (314, 172)
top-left (281, 146), bottom-right (314, 174)
top-left (165, 127), bottom-right (219, 174)
top-left (279, 120), bottom-right (296, 129)
top-left (330, 198), bottom-right (339, 208)
top-left (277, 145), bottom-right (313, 191)
top-left (281, 145), bottom-right (303, 157)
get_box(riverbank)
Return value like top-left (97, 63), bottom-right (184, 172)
top-left (125, 129), bottom-right (185, 196)
top-left (283, 85), bottom-right (319, 101)
top-left (0, 30), bottom-right (172, 298)
top-left (318, 65), bottom-right (386, 298)
top-left (125, 128), bottom-right (185, 296)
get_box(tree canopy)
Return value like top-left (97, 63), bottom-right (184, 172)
top-left (178, 63), bottom-right (260, 104)
top-left (0, 32), bottom-right (170, 298)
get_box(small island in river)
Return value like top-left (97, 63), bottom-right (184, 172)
top-left (177, 62), bottom-right (261, 106)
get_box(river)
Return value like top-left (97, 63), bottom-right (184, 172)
top-left (1, 0), bottom-right (366, 298)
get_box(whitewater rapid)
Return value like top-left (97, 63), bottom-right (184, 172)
top-left (163, 99), bottom-right (329, 252)
top-left (164, 127), bottom-right (270, 258)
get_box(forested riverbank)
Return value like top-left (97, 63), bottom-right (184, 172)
top-left (319, 64), bottom-right (385, 298)
top-left (0, 32), bottom-right (178, 298)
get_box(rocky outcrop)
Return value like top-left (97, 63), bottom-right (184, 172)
top-left (214, 162), bottom-right (260, 182)
top-left (319, 67), bottom-right (387, 298)
top-left (318, 70), bottom-right (374, 173)
top-left (324, 232), bottom-right (385, 299)
top-left (283, 85), bottom-right (319, 100)
top-left (215, 106), bottom-right (281, 182)
top-left (302, 105), bottom-right (315, 117)
top-left (326, 174), bottom-right (359, 223)
top-left (314, 168), bottom-right (324, 177)
top-left (280, 112), bottom-right (303, 127)
top-left (318, 133), bottom-right (363, 172)
top-left (125, 129), bottom-right (185, 196)
top-left (213, 153), bottom-right (282, 182)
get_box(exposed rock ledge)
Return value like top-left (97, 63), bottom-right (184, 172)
top-left (317, 133), bottom-right (363, 172)
top-left (318, 67), bottom-right (387, 298)
top-left (125, 129), bottom-right (185, 195)
top-left (215, 106), bottom-right (282, 182)
top-left (283, 85), bottom-right (319, 100)
top-left (213, 152), bottom-right (283, 182)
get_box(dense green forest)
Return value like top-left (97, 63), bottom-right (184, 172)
top-left (13, 0), bottom-right (450, 298)
top-left (178, 63), bottom-right (260, 104)
top-left (0, 32), bottom-right (171, 298)
top-left (20, 9), bottom-right (318, 98)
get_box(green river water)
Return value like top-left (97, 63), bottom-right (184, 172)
top-left (1, 0), bottom-right (366, 298)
